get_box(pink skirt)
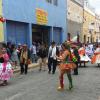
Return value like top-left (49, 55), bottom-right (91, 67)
top-left (0, 63), bottom-right (13, 81)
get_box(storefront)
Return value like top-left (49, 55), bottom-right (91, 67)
top-left (32, 24), bottom-right (50, 44)
top-left (3, 0), bottom-right (67, 46)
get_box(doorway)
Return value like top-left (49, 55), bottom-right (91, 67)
top-left (32, 25), bottom-right (50, 44)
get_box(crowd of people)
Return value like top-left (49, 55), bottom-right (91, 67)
top-left (48, 41), bottom-right (100, 90)
top-left (0, 41), bottom-right (100, 91)
top-left (0, 42), bottom-right (48, 85)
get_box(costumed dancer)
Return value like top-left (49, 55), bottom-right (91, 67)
top-left (78, 45), bottom-right (91, 67)
top-left (57, 43), bottom-right (76, 90)
top-left (91, 45), bottom-right (100, 66)
top-left (0, 48), bottom-right (13, 86)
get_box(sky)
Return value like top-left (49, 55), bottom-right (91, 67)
top-left (89, 0), bottom-right (100, 15)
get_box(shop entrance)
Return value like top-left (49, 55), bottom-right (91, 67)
top-left (32, 25), bottom-right (50, 44)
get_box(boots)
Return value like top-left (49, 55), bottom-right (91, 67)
top-left (58, 74), bottom-right (64, 91)
top-left (67, 72), bottom-right (73, 90)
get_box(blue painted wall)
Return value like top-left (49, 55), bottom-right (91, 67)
top-left (3, 0), bottom-right (67, 44)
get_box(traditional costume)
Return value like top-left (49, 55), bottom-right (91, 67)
top-left (78, 47), bottom-right (91, 62)
top-left (91, 47), bottom-right (100, 64)
top-left (57, 49), bottom-right (76, 90)
top-left (0, 53), bottom-right (13, 85)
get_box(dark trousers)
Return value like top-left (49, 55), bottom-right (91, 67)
top-left (48, 58), bottom-right (57, 74)
top-left (74, 62), bottom-right (78, 75)
top-left (79, 61), bottom-right (86, 67)
top-left (20, 63), bottom-right (28, 74)
top-left (98, 64), bottom-right (100, 67)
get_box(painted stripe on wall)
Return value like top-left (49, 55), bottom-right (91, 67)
top-left (0, 0), bottom-right (4, 42)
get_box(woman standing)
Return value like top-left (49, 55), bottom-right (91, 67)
top-left (11, 45), bottom-right (19, 69)
top-left (57, 43), bottom-right (76, 90)
top-left (0, 48), bottom-right (13, 86)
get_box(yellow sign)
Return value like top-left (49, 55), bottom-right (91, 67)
top-left (36, 8), bottom-right (48, 25)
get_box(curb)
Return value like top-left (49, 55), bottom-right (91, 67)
top-left (13, 63), bottom-right (39, 73)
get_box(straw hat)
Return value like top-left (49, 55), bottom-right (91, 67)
top-left (23, 44), bottom-right (27, 47)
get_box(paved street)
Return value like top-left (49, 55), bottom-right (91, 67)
top-left (0, 64), bottom-right (100, 100)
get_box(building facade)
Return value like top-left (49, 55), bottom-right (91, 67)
top-left (0, 0), bottom-right (4, 42)
top-left (95, 15), bottom-right (100, 42)
top-left (82, 1), bottom-right (96, 43)
top-left (67, 0), bottom-right (84, 41)
top-left (1, 0), bottom-right (67, 46)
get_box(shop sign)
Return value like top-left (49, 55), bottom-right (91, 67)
top-left (36, 8), bottom-right (48, 25)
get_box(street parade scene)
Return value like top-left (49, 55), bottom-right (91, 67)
top-left (0, 0), bottom-right (100, 100)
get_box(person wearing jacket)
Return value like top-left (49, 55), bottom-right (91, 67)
top-left (20, 44), bottom-right (30, 75)
top-left (48, 41), bottom-right (57, 74)
top-left (38, 43), bottom-right (47, 71)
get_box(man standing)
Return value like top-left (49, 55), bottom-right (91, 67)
top-left (20, 44), bottom-right (30, 75)
top-left (48, 41), bottom-right (57, 74)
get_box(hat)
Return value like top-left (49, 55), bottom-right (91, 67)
top-left (23, 44), bottom-right (27, 47)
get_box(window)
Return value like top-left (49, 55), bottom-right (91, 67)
top-left (46, 0), bottom-right (52, 3)
top-left (84, 35), bottom-right (86, 43)
top-left (53, 0), bottom-right (58, 6)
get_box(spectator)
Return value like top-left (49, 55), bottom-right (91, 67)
top-left (20, 44), bottom-right (30, 75)
top-left (38, 43), bottom-right (47, 71)
top-left (48, 41), bottom-right (57, 74)
top-left (30, 42), bottom-right (37, 63)
top-left (11, 44), bottom-right (19, 69)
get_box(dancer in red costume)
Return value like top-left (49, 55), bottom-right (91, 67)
top-left (57, 43), bottom-right (76, 90)
top-left (91, 45), bottom-right (100, 66)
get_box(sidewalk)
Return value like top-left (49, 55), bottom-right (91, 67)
top-left (13, 63), bottom-right (39, 73)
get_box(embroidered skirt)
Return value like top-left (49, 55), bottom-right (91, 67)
top-left (59, 63), bottom-right (76, 71)
top-left (0, 63), bottom-right (13, 81)
top-left (80, 55), bottom-right (91, 62)
top-left (91, 54), bottom-right (100, 64)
